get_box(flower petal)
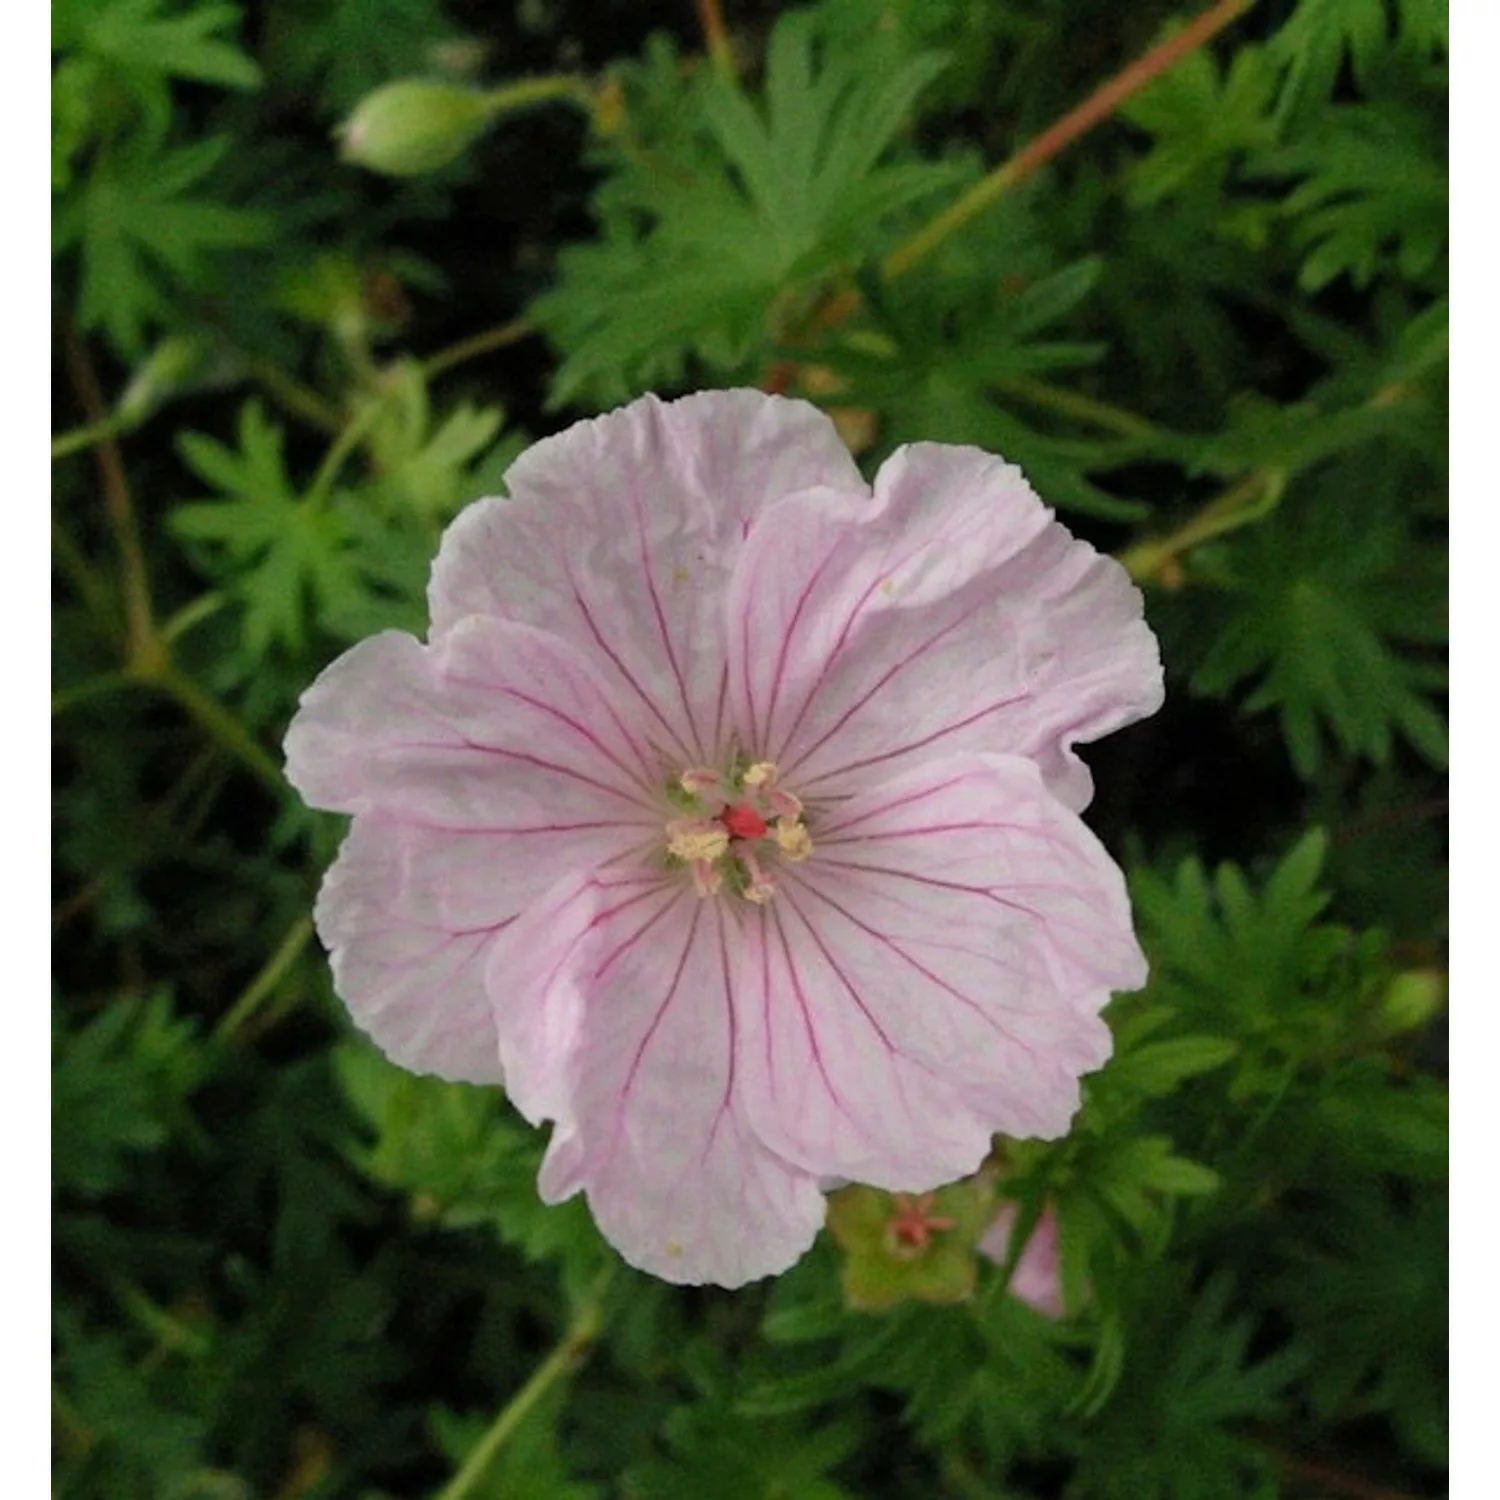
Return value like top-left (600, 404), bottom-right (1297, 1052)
top-left (428, 391), bottom-right (867, 765)
top-left (737, 753), bottom-right (1143, 1184)
top-left (980, 1203), bottom-right (1066, 1319)
top-left (486, 866), bottom-right (825, 1286)
top-left (726, 443), bottom-right (1162, 811)
top-left (314, 817), bottom-right (511, 1083)
top-left (284, 620), bottom-right (664, 828)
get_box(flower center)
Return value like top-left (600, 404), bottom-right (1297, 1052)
top-left (663, 760), bottom-right (811, 902)
top-left (885, 1193), bottom-right (957, 1259)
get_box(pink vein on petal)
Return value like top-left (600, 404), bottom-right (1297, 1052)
top-left (434, 734), bottom-right (656, 808)
top-left (605, 897), bottom-right (701, 1168)
top-left (565, 568), bottom-right (696, 767)
top-left (706, 905), bottom-right (739, 1158)
top-left (633, 485), bottom-right (705, 762)
top-left (814, 772), bottom-right (974, 840)
top-left (441, 673), bottom-right (659, 798)
top-left (814, 855), bottom-right (1108, 948)
top-left (756, 538), bottom-right (845, 756)
top-left (763, 905), bottom-right (862, 1133)
top-left (768, 507), bottom-right (982, 762)
top-left (778, 593), bottom-right (1029, 783)
top-left (784, 871), bottom-right (1039, 1059)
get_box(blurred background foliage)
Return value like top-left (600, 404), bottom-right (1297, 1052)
top-left (52, 0), bottom-right (1447, 1495)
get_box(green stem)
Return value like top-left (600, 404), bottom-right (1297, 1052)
top-left (214, 915), bottom-right (315, 1042)
top-left (63, 324), bottom-right (158, 661)
top-left (52, 416), bottom-right (125, 462)
top-left (436, 1265), bottom-right (616, 1500)
top-left (1118, 469), bottom-right (1284, 583)
top-left (51, 516), bottom-right (120, 643)
top-left (52, 672), bottom-right (135, 717)
top-left (110, 1275), bottom-right (210, 1364)
top-left (245, 354), bottom-right (343, 435)
top-left (161, 592), bottom-right (228, 647)
top-left (52, 1384), bottom-right (95, 1458)
top-left (996, 376), bottom-right (1162, 440)
top-left (882, 0), bottom-right (1256, 281)
top-left (304, 398), bottom-right (386, 510)
top-left (147, 666), bottom-right (284, 793)
top-left (424, 317), bottom-right (536, 380)
top-left (482, 74), bottom-right (597, 122)
top-left (696, 0), bottom-right (736, 79)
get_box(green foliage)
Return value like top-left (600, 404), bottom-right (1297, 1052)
top-left (56, 135), bottom-right (274, 357)
top-left (264, 0), bottom-right (464, 115)
top-left (174, 401), bottom-right (370, 659)
top-left (1257, 98), bottom-right (1447, 292)
top-left (1190, 461), bottom-right (1446, 778)
top-left (51, 1), bottom-right (1448, 1497)
top-left (1120, 37), bottom-right (1280, 206)
top-left (533, 14), bottom-right (965, 403)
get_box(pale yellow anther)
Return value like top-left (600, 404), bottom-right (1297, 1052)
top-left (742, 761), bottom-right (779, 789)
top-left (666, 818), bottom-right (730, 864)
top-left (775, 820), bottom-right (813, 862)
top-left (744, 882), bottom-right (776, 905)
top-left (679, 768), bottom-right (723, 796)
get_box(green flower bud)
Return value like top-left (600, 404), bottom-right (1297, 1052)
top-left (338, 80), bottom-right (496, 177)
top-left (115, 335), bottom-right (213, 428)
top-left (827, 1177), bottom-right (998, 1312)
top-left (1379, 968), bottom-right (1446, 1034)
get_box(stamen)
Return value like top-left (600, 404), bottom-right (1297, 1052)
top-left (742, 761), bottom-right (779, 789)
top-left (739, 847), bottom-right (777, 904)
top-left (775, 820), bottom-right (812, 862)
top-left (666, 818), bottom-right (730, 864)
top-left (767, 787), bottom-right (803, 820)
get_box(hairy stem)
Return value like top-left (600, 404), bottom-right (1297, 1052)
top-left (1119, 470), bottom-right (1285, 584)
top-left (147, 666), bottom-right (284, 793)
top-left (696, 0), bottom-right (736, 78)
top-left (62, 324), bottom-right (159, 665)
top-left (214, 915), bottom-right (316, 1042)
top-left (52, 416), bottom-right (127, 462)
top-left (424, 317), bottom-right (536, 380)
top-left (882, 0), bottom-right (1257, 280)
top-left (996, 376), bottom-right (1163, 440)
top-left (436, 1266), bottom-right (616, 1500)
top-left (245, 353), bottom-right (343, 434)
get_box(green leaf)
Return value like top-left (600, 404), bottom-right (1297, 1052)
top-left (263, 0), bottom-right (462, 114)
top-left (1120, 37), bottom-right (1278, 204)
top-left (55, 0), bottom-right (262, 93)
top-left (173, 401), bottom-right (369, 657)
top-left (1191, 457), bottom-right (1446, 777)
top-left (53, 990), bottom-right (205, 1198)
top-left (534, 16), bottom-right (961, 403)
top-left (1099, 1036), bottom-right (1241, 1099)
top-left (56, 135), bottom-right (273, 356)
top-left (1256, 101), bottom-right (1447, 291)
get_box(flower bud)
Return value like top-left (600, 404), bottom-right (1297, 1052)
top-left (115, 335), bottom-right (213, 428)
top-left (338, 80), bottom-right (495, 177)
top-left (1379, 968), bottom-right (1446, 1034)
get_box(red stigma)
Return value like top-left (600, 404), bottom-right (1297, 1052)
top-left (720, 803), bottom-right (769, 841)
top-left (887, 1193), bottom-right (956, 1254)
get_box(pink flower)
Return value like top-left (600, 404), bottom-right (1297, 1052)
top-left (980, 1202), bottom-right (1066, 1319)
top-left (284, 390), bottom-right (1161, 1287)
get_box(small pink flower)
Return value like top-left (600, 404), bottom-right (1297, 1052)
top-left (981, 1202), bottom-right (1066, 1319)
top-left (284, 390), bottom-right (1162, 1287)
